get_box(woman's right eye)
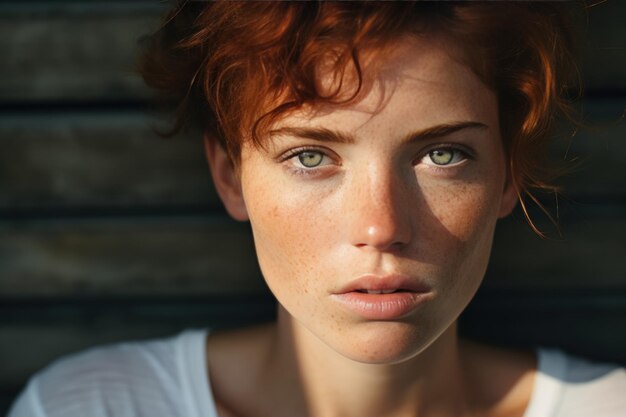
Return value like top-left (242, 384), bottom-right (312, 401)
top-left (284, 149), bottom-right (333, 170)
top-left (279, 147), bottom-right (337, 177)
top-left (297, 151), bottom-right (325, 168)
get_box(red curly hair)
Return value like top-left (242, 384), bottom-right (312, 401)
top-left (139, 1), bottom-right (579, 233)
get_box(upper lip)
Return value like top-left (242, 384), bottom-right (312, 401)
top-left (334, 274), bottom-right (431, 294)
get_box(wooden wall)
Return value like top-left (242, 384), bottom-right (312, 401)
top-left (1, 1), bottom-right (625, 413)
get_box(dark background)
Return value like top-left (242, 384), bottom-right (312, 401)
top-left (0, 1), bottom-right (625, 414)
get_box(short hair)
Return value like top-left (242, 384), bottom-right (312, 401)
top-left (139, 1), bottom-right (580, 232)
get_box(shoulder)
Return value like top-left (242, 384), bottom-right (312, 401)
top-left (8, 329), bottom-right (210, 417)
top-left (537, 349), bottom-right (626, 417)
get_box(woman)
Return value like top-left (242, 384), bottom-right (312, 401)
top-left (9, 2), bottom-right (626, 417)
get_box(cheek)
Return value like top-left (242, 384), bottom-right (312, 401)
top-left (426, 182), bottom-right (499, 240)
top-left (243, 176), bottom-right (338, 294)
top-left (418, 177), bottom-right (502, 280)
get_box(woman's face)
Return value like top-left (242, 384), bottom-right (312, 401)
top-left (217, 36), bottom-right (516, 364)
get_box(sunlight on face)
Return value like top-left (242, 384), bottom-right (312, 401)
top-left (238, 36), bottom-right (514, 364)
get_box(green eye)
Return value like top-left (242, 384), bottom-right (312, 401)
top-left (426, 148), bottom-right (468, 166)
top-left (429, 149), bottom-right (454, 165)
top-left (298, 151), bottom-right (324, 168)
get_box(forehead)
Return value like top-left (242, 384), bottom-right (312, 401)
top-left (268, 35), bottom-right (497, 139)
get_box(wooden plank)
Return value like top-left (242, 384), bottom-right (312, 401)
top-left (0, 111), bottom-right (220, 210)
top-left (0, 1), bottom-right (623, 102)
top-left (0, 217), bottom-right (265, 296)
top-left (485, 204), bottom-right (626, 289)
top-left (0, 100), bottom-right (624, 211)
top-left (0, 1), bottom-right (163, 102)
top-left (461, 289), bottom-right (626, 365)
top-left (0, 204), bottom-right (624, 297)
top-left (554, 98), bottom-right (626, 199)
top-left (578, 1), bottom-right (626, 93)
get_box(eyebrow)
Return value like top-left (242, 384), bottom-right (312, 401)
top-left (269, 121), bottom-right (488, 145)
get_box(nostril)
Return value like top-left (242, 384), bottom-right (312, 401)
top-left (347, 183), bottom-right (413, 250)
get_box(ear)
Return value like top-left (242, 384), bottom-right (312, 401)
top-left (204, 135), bottom-right (249, 221)
top-left (498, 167), bottom-right (519, 218)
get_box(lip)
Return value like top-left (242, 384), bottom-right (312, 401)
top-left (331, 274), bottom-right (432, 320)
top-left (334, 274), bottom-right (431, 294)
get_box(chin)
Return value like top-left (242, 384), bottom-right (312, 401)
top-left (326, 321), bottom-right (443, 365)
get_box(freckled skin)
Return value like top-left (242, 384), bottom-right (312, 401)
top-left (233, 36), bottom-right (516, 366)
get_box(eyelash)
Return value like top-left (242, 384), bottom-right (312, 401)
top-left (417, 144), bottom-right (475, 168)
top-left (279, 146), bottom-right (336, 176)
top-left (279, 143), bottom-right (475, 177)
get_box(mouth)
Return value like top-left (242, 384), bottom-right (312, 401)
top-left (331, 274), bottom-right (432, 320)
top-left (354, 289), bottom-right (412, 294)
top-left (334, 274), bottom-right (431, 295)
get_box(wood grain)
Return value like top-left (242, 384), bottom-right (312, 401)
top-left (0, 111), bottom-right (219, 210)
top-left (0, 1), bottom-right (624, 103)
top-left (0, 2), bottom-right (163, 102)
top-left (0, 217), bottom-right (265, 296)
top-left (485, 204), bottom-right (626, 289)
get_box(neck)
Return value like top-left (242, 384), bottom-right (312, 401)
top-left (263, 307), bottom-right (472, 417)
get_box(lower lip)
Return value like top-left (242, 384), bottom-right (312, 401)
top-left (331, 291), bottom-right (430, 320)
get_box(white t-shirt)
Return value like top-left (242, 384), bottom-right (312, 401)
top-left (8, 329), bottom-right (626, 417)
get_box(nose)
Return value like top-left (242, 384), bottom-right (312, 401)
top-left (345, 165), bottom-right (413, 252)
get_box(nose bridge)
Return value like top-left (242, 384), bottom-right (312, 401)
top-left (347, 160), bottom-right (412, 250)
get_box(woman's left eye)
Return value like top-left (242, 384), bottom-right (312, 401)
top-left (421, 147), bottom-right (468, 167)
